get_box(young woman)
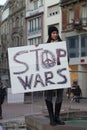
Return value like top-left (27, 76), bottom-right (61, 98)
top-left (45, 26), bottom-right (65, 126)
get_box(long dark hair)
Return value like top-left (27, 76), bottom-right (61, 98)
top-left (47, 35), bottom-right (62, 43)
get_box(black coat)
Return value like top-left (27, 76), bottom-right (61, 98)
top-left (71, 86), bottom-right (82, 97)
top-left (0, 78), bottom-right (6, 105)
top-left (0, 87), bottom-right (6, 105)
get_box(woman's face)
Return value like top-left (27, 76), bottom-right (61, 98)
top-left (51, 31), bottom-right (58, 41)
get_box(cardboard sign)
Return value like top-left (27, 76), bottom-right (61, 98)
top-left (8, 41), bottom-right (70, 94)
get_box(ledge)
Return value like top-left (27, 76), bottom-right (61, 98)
top-left (25, 114), bottom-right (86, 130)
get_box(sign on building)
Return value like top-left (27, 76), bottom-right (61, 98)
top-left (8, 41), bottom-right (70, 94)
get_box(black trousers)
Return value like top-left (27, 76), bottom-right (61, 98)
top-left (45, 89), bottom-right (63, 103)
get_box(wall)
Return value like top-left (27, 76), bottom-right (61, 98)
top-left (44, 0), bottom-right (62, 42)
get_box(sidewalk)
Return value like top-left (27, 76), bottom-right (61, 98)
top-left (0, 98), bottom-right (87, 129)
top-left (1, 98), bottom-right (87, 120)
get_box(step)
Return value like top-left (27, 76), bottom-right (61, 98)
top-left (25, 114), bottom-right (86, 130)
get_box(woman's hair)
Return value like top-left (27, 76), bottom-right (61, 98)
top-left (47, 26), bottom-right (62, 43)
top-left (47, 35), bottom-right (62, 43)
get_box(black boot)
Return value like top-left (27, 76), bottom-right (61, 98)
top-left (55, 102), bottom-right (65, 125)
top-left (45, 100), bottom-right (57, 126)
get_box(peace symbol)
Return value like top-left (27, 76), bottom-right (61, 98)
top-left (41, 50), bottom-right (56, 69)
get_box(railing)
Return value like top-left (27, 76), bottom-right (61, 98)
top-left (60, 0), bottom-right (78, 5)
top-left (28, 28), bottom-right (41, 36)
top-left (26, 6), bottom-right (44, 17)
top-left (73, 17), bottom-right (87, 29)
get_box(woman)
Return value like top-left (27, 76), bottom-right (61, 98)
top-left (70, 81), bottom-right (82, 103)
top-left (45, 26), bottom-right (65, 126)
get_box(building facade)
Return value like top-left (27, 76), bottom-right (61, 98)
top-left (26, 0), bottom-right (44, 45)
top-left (0, 0), bottom-right (68, 103)
top-left (61, 0), bottom-right (87, 96)
top-left (0, 1), bottom-right (10, 80)
top-left (1, 0), bottom-right (26, 77)
top-left (25, 0), bottom-right (62, 44)
top-left (9, 0), bottom-right (26, 47)
top-left (0, 0), bottom-right (26, 103)
top-left (44, 0), bottom-right (62, 42)
top-left (0, 5), bottom-right (4, 75)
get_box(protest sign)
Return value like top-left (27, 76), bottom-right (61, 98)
top-left (8, 41), bottom-right (70, 94)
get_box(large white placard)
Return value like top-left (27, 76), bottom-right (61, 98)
top-left (8, 41), bottom-right (70, 94)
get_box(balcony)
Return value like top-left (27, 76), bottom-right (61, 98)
top-left (26, 6), bottom-right (44, 18)
top-left (67, 23), bottom-right (74, 30)
top-left (28, 28), bottom-right (41, 39)
top-left (73, 18), bottom-right (87, 30)
top-left (61, 0), bottom-right (76, 2)
top-left (60, 0), bottom-right (78, 6)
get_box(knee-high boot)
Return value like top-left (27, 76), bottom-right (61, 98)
top-left (55, 102), bottom-right (65, 125)
top-left (45, 100), bottom-right (56, 126)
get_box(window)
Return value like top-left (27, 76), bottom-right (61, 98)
top-left (34, 0), bottom-right (38, 10)
top-left (16, 16), bottom-right (19, 27)
top-left (81, 41), bottom-right (85, 48)
top-left (12, 17), bottom-right (15, 28)
top-left (70, 53), bottom-right (76, 58)
top-left (13, 35), bottom-right (20, 46)
top-left (81, 52), bottom-right (86, 57)
top-left (68, 9), bottom-right (74, 23)
top-left (28, 16), bottom-right (42, 45)
top-left (38, 17), bottom-right (41, 29)
top-left (33, 19), bottom-right (35, 31)
top-left (29, 39), bottom-right (33, 45)
top-left (39, 0), bottom-right (43, 6)
top-left (48, 4), bottom-right (59, 17)
top-left (28, 16), bottom-right (41, 33)
top-left (81, 5), bottom-right (87, 25)
top-left (28, 37), bottom-right (41, 45)
top-left (38, 36), bottom-right (41, 44)
top-left (29, 20), bottom-right (33, 32)
top-left (67, 36), bottom-right (79, 58)
top-left (81, 34), bottom-right (87, 57)
top-left (69, 42), bottom-right (75, 48)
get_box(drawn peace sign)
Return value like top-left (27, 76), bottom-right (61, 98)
top-left (41, 50), bottom-right (56, 69)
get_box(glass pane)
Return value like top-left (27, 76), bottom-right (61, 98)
top-left (81, 52), bottom-right (86, 57)
top-left (67, 36), bottom-right (79, 58)
top-left (81, 34), bottom-right (87, 57)
top-left (70, 53), bottom-right (76, 58)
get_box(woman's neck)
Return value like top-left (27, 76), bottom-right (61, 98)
top-left (51, 39), bottom-right (58, 42)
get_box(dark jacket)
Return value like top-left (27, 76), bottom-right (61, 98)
top-left (71, 86), bottom-right (82, 97)
top-left (0, 79), bottom-right (6, 105)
